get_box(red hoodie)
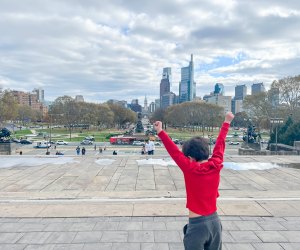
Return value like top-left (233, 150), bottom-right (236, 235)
top-left (158, 122), bottom-right (229, 216)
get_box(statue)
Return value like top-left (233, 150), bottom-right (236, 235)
top-left (0, 128), bottom-right (11, 143)
top-left (243, 125), bottom-right (261, 143)
top-left (135, 112), bottom-right (144, 133)
top-left (241, 124), bottom-right (262, 150)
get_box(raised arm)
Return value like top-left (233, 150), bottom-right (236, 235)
top-left (210, 112), bottom-right (234, 165)
top-left (153, 121), bottom-right (190, 170)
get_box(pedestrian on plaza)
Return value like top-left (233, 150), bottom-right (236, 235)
top-left (82, 147), bottom-right (86, 155)
top-left (145, 139), bottom-right (155, 155)
top-left (141, 145), bottom-right (146, 155)
top-left (94, 144), bottom-right (96, 151)
top-left (153, 112), bottom-right (234, 250)
top-left (99, 147), bottom-right (103, 153)
top-left (76, 146), bottom-right (80, 155)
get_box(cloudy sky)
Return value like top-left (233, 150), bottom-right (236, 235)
top-left (0, 0), bottom-right (299, 104)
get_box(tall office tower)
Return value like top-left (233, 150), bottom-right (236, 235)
top-left (214, 83), bottom-right (224, 95)
top-left (235, 84), bottom-right (247, 100)
top-left (160, 68), bottom-right (171, 106)
top-left (149, 102), bottom-right (156, 113)
top-left (33, 88), bottom-right (45, 103)
top-left (161, 92), bottom-right (176, 109)
top-left (144, 95), bottom-right (148, 111)
top-left (179, 54), bottom-right (196, 103)
top-left (251, 82), bottom-right (265, 95)
top-left (155, 98), bottom-right (160, 110)
top-left (162, 67), bottom-right (172, 83)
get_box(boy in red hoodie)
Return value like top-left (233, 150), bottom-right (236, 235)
top-left (154, 112), bottom-right (234, 250)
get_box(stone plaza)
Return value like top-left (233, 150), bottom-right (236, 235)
top-left (0, 145), bottom-right (300, 249)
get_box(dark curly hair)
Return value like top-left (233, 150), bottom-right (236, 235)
top-left (182, 136), bottom-right (209, 162)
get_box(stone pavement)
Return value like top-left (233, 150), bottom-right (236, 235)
top-left (0, 153), bottom-right (299, 249)
top-left (1, 216), bottom-right (300, 249)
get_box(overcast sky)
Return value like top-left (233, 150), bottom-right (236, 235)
top-left (0, 0), bottom-right (299, 104)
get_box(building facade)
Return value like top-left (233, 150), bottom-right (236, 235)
top-left (161, 92), bottom-right (176, 109)
top-left (235, 84), bottom-right (247, 100)
top-left (206, 95), bottom-right (232, 114)
top-left (179, 54), bottom-right (196, 103)
top-left (75, 95), bottom-right (84, 102)
top-left (251, 82), bottom-right (265, 95)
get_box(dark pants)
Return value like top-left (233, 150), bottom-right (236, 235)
top-left (147, 150), bottom-right (154, 155)
top-left (183, 212), bottom-right (222, 250)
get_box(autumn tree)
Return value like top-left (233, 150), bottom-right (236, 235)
top-left (0, 90), bottom-right (18, 125)
top-left (271, 75), bottom-right (300, 118)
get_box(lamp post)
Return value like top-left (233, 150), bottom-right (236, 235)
top-left (46, 114), bottom-right (52, 155)
top-left (46, 113), bottom-right (63, 155)
top-left (270, 118), bottom-right (284, 154)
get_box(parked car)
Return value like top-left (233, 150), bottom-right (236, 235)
top-left (12, 138), bottom-right (21, 143)
top-left (56, 140), bottom-right (68, 145)
top-left (154, 142), bottom-right (162, 146)
top-left (80, 139), bottom-right (93, 145)
top-left (20, 139), bottom-right (32, 144)
top-left (85, 136), bottom-right (95, 141)
top-left (229, 141), bottom-right (240, 145)
top-left (132, 141), bottom-right (144, 146)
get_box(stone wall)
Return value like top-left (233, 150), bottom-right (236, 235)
top-left (0, 143), bottom-right (12, 155)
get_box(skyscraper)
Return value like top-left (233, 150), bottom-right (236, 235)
top-left (235, 84), bottom-right (247, 100)
top-left (160, 68), bottom-right (171, 107)
top-left (214, 83), bottom-right (224, 95)
top-left (33, 88), bottom-right (45, 103)
top-left (179, 54), bottom-right (195, 103)
top-left (251, 83), bottom-right (265, 95)
top-left (162, 67), bottom-right (172, 84)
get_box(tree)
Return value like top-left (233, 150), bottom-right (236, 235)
top-left (232, 112), bottom-right (249, 128)
top-left (282, 122), bottom-right (300, 146)
top-left (0, 90), bottom-right (18, 124)
top-left (243, 92), bottom-right (273, 129)
top-left (95, 104), bottom-right (114, 129)
top-left (271, 75), bottom-right (300, 116)
top-left (107, 103), bottom-right (136, 129)
top-left (164, 101), bottom-right (223, 132)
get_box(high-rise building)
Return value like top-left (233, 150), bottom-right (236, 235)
top-left (149, 102), bottom-right (156, 113)
top-left (214, 83), bottom-right (224, 95)
top-left (179, 54), bottom-right (196, 103)
top-left (162, 67), bottom-right (172, 83)
top-left (235, 84), bottom-right (247, 100)
top-left (206, 95), bottom-right (232, 114)
top-left (33, 88), bottom-right (45, 103)
top-left (159, 68), bottom-right (171, 106)
top-left (155, 99), bottom-right (160, 110)
top-left (161, 92), bottom-right (176, 109)
top-left (251, 82), bottom-right (265, 95)
top-left (144, 95), bottom-right (148, 111)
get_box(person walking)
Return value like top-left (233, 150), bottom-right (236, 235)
top-left (76, 146), bottom-right (80, 155)
top-left (81, 147), bottom-right (86, 155)
top-left (153, 112), bottom-right (234, 250)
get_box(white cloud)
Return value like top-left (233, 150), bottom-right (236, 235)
top-left (0, 0), bottom-right (299, 102)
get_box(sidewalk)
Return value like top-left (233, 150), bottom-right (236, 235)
top-left (0, 154), bottom-right (299, 249)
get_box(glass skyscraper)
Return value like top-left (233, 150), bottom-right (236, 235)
top-left (179, 54), bottom-right (195, 103)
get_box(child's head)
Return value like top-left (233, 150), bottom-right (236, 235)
top-left (182, 137), bottom-right (209, 162)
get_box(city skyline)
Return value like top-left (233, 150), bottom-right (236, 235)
top-left (0, 0), bottom-right (299, 103)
